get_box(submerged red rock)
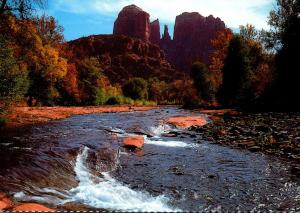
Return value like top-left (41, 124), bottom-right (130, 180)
top-left (165, 116), bottom-right (208, 128)
top-left (13, 203), bottom-right (55, 212)
top-left (123, 136), bottom-right (145, 148)
top-left (0, 192), bottom-right (14, 211)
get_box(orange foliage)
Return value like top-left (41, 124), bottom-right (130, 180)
top-left (34, 15), bottom-right (64, 46)
top-left (167, 79), bottom-right (197, 103)
top-left (252, 62), bottom-right (272, 97)
top-left (209, 28), bottom-right (233, 89)
top-left (62, 63), bottom-right (80, 103)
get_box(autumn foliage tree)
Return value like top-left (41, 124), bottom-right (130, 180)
top-left (209, 28), bottom-right (233, 90)
top-left (218, 26), bottom-right (273, 108)
top-left (0, 0), bottom-right (45, 18)
top-left (33, 14), bottom-right (64, 46)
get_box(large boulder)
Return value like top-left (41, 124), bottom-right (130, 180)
top-left (113, 5), bottom-right (151, 42)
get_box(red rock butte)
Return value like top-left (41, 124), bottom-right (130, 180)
top-left (113, 5), bottom-right (151, 42)
top-left (113, 5), bottom-right (226, 73)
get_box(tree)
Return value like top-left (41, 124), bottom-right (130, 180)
top-left (209, 28), bottom-right (233, 89)
top-left (27, 45), bottom-right (68, 106)
top-left (272, 0), bottom-right (300, 110)
top-left (239, 24), bottom-right (258, 41)
top-left (263, 0), bottom-right (299, 51)
top-left (76, 58), bottom-right (107, 105)
top-left (191, 62), bottom-right (215, 102)
top-left (0, 0), bottom-right (45, 18)
top-left (33, 15), bottom-right (64, 46)
top-left (0, 36), bottom-right (28, 113)
top-left (218, 34), bottom-right (271, 108)
top-left (218, 36), bottom-right (252, 106)
top-left (123, 78), bottom-right (148, 100)
top-left (59, 63), bottom-right (81, 105)
top-left (148, 78), bottom-right (167, 103)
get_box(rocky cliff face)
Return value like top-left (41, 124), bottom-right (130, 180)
top-left (113, 5), bottom-right (226, 73)
top-left (149, 19), bottom-right (161, 45)
top-left (68, 35), bottom-right (182, 84)
top-left (166, 12), bottom-right (225, 72)
top-left (160, 25), bottom-right (174, 63)
top-left (113, 5), bottom-right (151, 42)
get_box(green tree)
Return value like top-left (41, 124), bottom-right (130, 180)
top-left (264, 0), bottom-right (299, 51)
top-left (77, 58), bottom-right (105, 105)
top-left (191, 62), bottom-right (215, 102)
top-left (239, 24), bottom-right (258, 41)
top-left (218, 35), bottom-right (265, 107)
top-left (270, 0), bottom-right (300, 110)
top-left (148, 77), bottom-right (167, 103)
top-left (123, 78), bottom-right (148, 100)
top-left (0, 36), bottom-right (28, 113)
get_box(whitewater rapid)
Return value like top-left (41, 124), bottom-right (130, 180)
top-left (65, 146), bottom-right (179, 212)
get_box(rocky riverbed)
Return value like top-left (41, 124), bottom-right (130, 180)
top-left (190, 111), bottom-right (300, 162)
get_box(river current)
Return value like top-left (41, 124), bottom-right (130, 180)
top-left (0, 108), bottom-right (299, 211)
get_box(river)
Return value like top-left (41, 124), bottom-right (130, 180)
top-left (0, 107), bottom-right (299, 211)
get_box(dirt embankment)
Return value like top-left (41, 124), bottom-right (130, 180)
top-left (3, 106), bottom-right (157, 129)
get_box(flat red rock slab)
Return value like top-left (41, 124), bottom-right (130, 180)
top-left (165, 116), bottom-right (208, 129)
top-left (123, 136), bottom-right (145, 148)
top-left (0, 192), bottom-right (14, 211)
top-left (13, 203), bottom-right (55, 212)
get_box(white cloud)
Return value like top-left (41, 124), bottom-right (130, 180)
top-left (52, 0), bottom-right (275, 29)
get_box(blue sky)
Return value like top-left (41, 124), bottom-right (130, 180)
top-left (46, 0), bottom-right (276, 41)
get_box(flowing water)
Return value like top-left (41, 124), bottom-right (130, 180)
top-left (0, 108), bottom-right (299, 211)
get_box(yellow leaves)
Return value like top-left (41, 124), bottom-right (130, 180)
top-left (41, 45), bottom-right (67, 80)
top-left (30, 45), bottom-right (67, 81)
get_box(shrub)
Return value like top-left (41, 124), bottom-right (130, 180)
top-left (182, 95), bottom-right (202, 109)
top-left (106, 97), bottom-right (120, 105)
top-left (0, 117), bottom-right (7, 128)
top-left (122, 78), bottom-right (148, 100)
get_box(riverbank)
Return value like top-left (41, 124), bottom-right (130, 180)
top-left (191, 110), bottom-right (300, 162)
top-left (1, 106), bottom-right (157, 130)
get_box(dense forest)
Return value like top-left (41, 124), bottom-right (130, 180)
top-left (0, 0), bottom-right (299, 126)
